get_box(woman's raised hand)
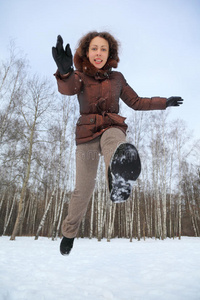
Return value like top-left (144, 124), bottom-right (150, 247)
top-left (52, 35), bottom-right (73, 74)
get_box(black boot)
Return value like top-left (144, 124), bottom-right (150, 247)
top-left (108, 143), bottom-right (141, 203)
top-left (60, 236), bottom-right (74, 255)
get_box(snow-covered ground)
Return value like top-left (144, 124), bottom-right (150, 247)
top-left (0, 236), bottom-right (200, 300)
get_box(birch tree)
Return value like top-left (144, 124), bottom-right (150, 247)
top-left (10, 76), bottom-right (55, 240)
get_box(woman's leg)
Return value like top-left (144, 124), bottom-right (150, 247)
top-left (62, 138), bottom-right (100, 238)
top-left (101, 128), bottom-right (141, 202)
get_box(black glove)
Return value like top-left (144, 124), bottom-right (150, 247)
top-left (52, 35), bottom-right (73, 74)
top-left (166, 96), bottom-right (183, 107)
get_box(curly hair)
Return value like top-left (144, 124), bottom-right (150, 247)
top-left (76, 31), bottom-right (120, 62)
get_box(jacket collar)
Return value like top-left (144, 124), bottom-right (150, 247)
top-left (74, 51), bottom-right (118, 80)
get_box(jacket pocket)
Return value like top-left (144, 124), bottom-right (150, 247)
top-left (76, 115), bottom-right (96, 139)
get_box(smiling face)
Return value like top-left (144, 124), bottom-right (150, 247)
top-left (87, 36), bottom-right (109, 69)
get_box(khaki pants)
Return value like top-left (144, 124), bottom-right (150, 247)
top-left (61, 128), bottom-right (126, 238)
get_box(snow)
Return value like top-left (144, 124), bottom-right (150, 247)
top-left (0, 237), bottom-right (200, 300)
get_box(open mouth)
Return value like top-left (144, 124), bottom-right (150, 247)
top-left (94, 59), bottom-right (103, 64)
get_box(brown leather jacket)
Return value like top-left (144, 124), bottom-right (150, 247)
top-left (55, 63), bottom-right (166, 145)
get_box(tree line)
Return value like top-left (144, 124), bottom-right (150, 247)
top-left (0, 44), bottom-right (199, 241)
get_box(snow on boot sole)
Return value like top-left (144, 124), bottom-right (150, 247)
top-left (108, 143), bottom-right (141, 203)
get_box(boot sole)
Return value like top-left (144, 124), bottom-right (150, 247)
top-left (109, 143), bottom-right (141, 203)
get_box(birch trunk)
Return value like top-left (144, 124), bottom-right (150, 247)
top-left (89, 192), bottom-right (95, 239)
top-left (97, 158), bottom-right (106, 241)
top-left (126, 200), bottom-right (131, 239)
top-left (52, 189), bottom-right (61, 240)
top-left (107, 202), bottom-right (116, 242)
top-left (187, 191), bottom-right (198, 236)
top-left (130, 194), bottom-right (135, 241)
top-left (35, 186), bottom-right (57, 240)
top-left (177, 130), bottom-right (182, 240)
top-left (3, 191), bottom-right (17, 235)
top-left (0, 191), bottom-right (6, 212)
top-left (10, 116), bottom-right (36, 240)
top-left (136, 184), bottom-right (141, 241)
top-left (56, 189), bottom-right (67, 238)
top-left (161, 117), bottom-right (167, 239)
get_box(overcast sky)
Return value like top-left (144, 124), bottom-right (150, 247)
top-left (0, 0), bottom-right (200, 140)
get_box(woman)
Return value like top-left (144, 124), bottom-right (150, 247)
top-left (52, 31), bottom-right (183, 255)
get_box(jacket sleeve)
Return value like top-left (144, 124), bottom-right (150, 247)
top-left (54, 70), bottom-right (83, 95)
top-left (119, 73), bottom-right (167, 110)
